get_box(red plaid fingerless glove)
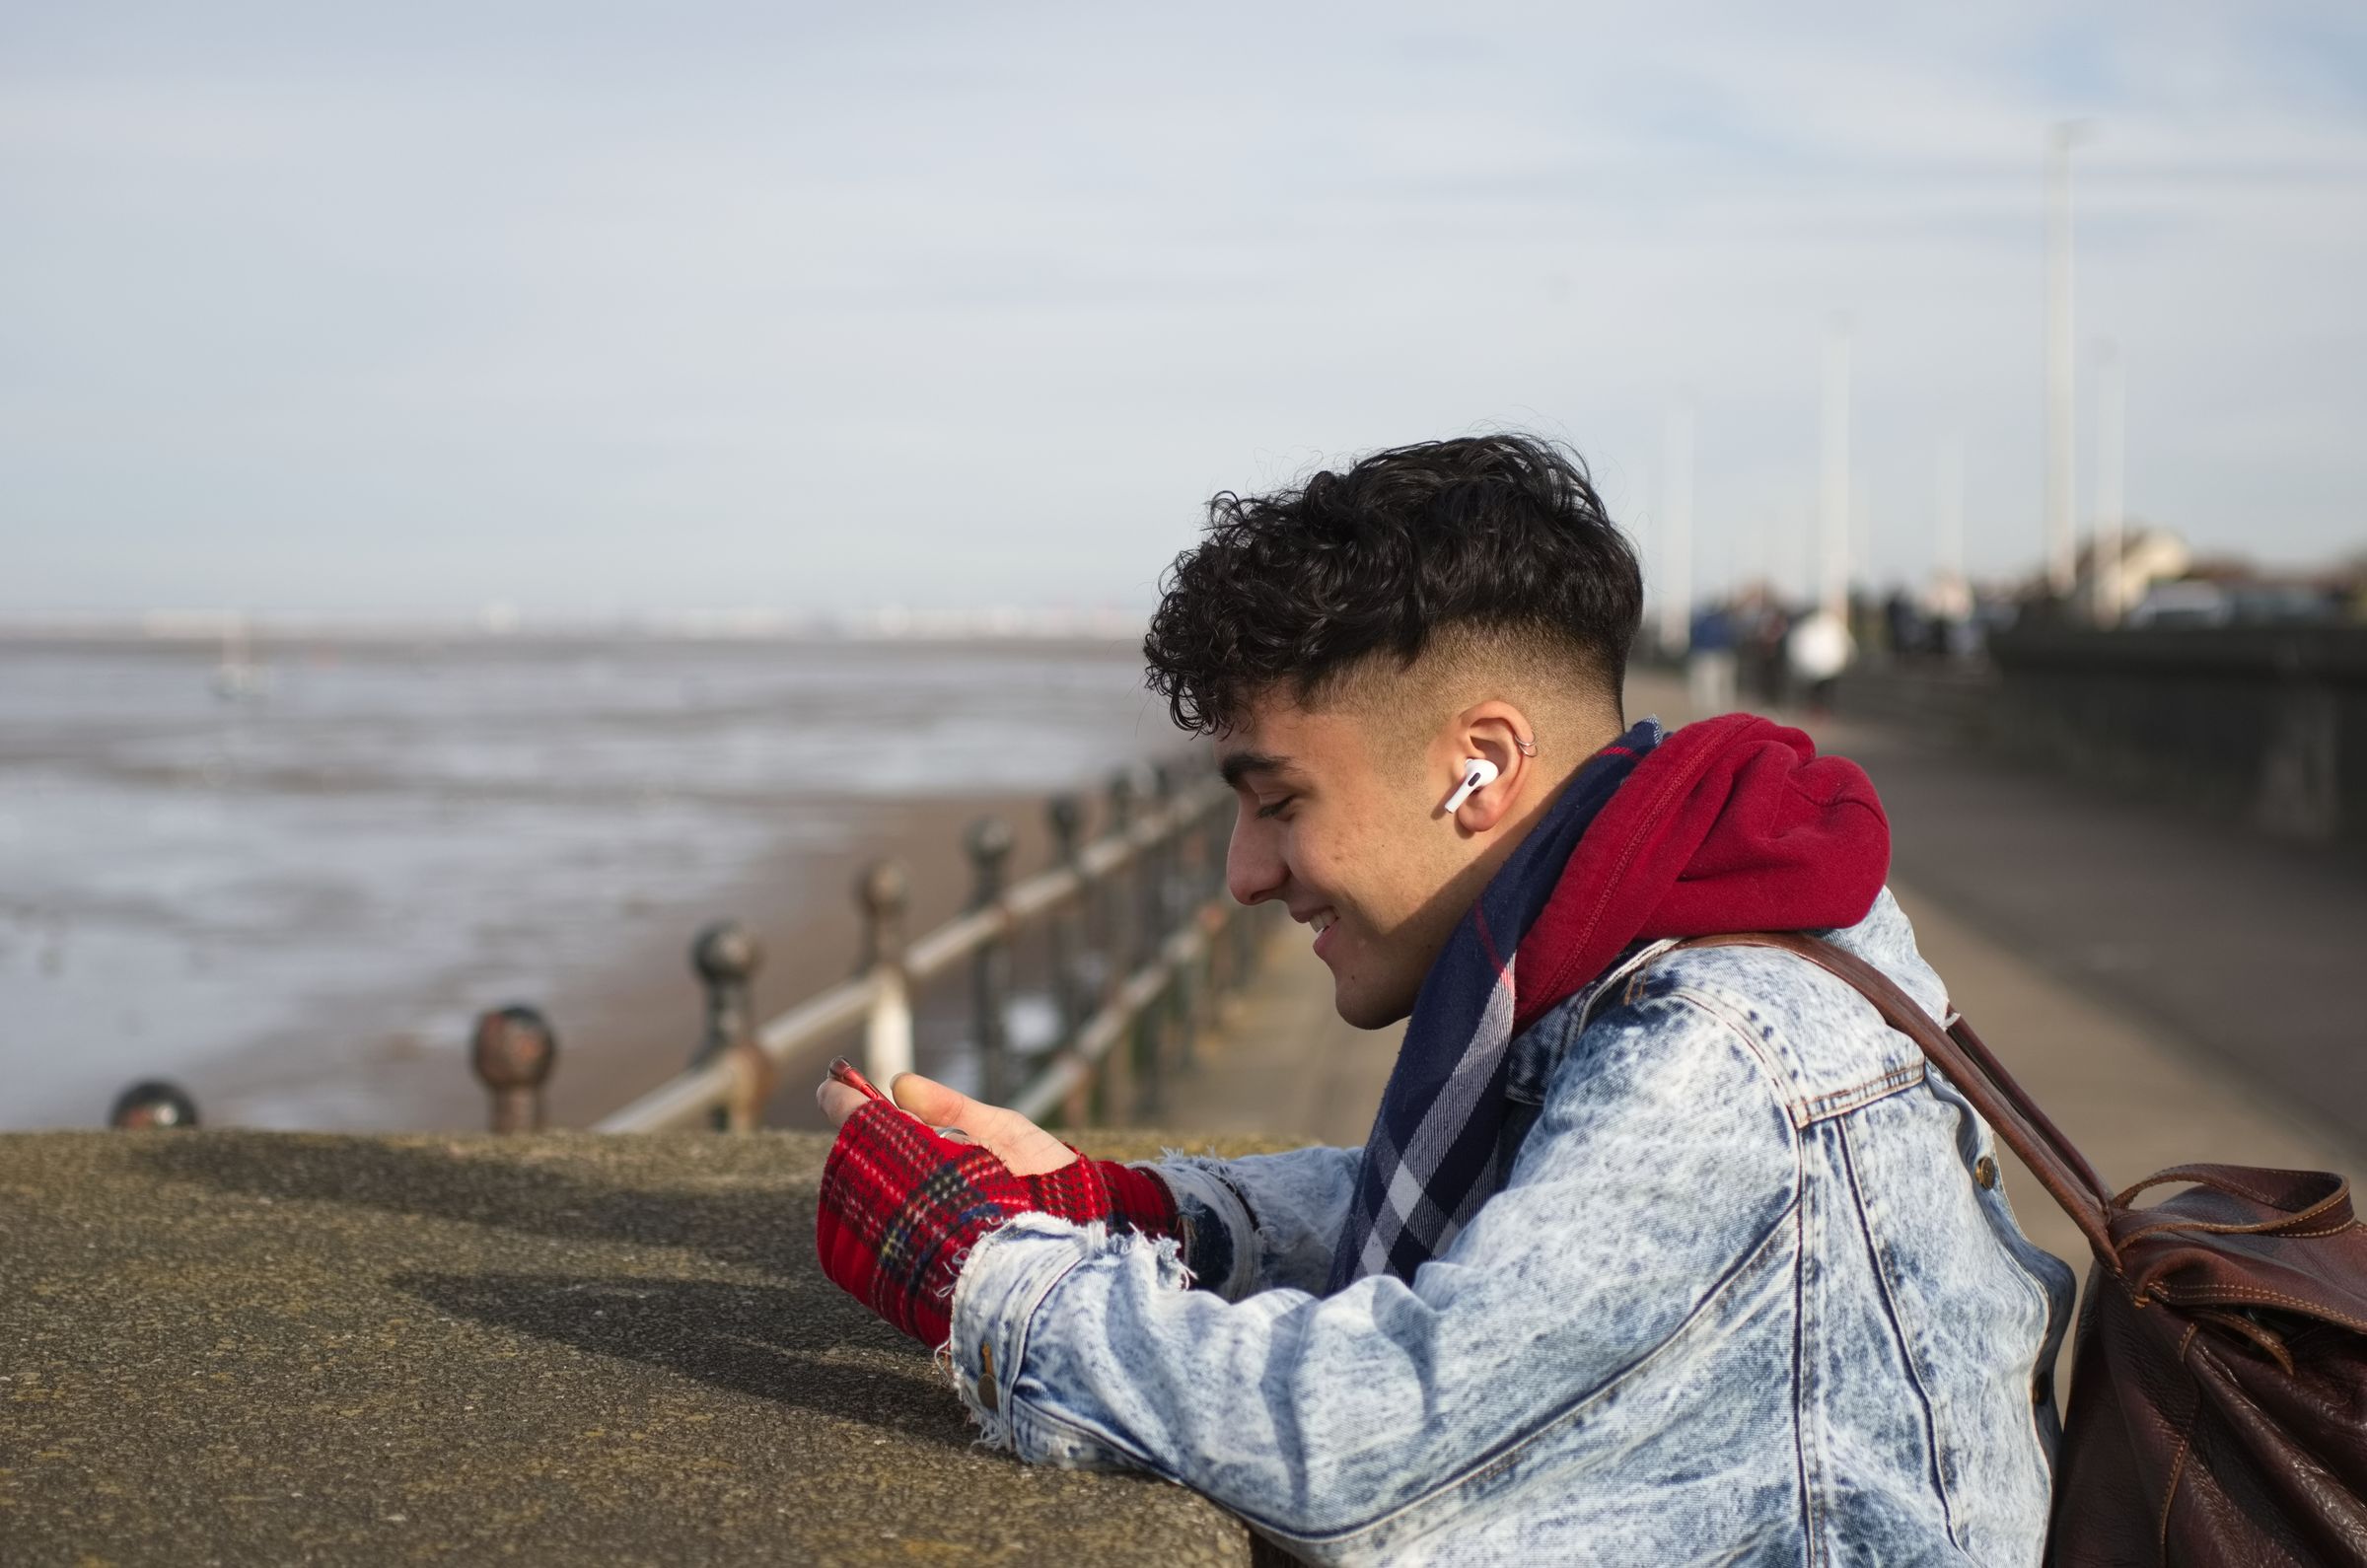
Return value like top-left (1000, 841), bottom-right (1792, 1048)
top-left (815, 1101), bottom-right (1178, 1346)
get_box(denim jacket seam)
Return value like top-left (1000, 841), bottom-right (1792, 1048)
top-left (1794, 1172), bottom-right (1825, 1568)
top-left (1002, 1380), bottom-right (1174, 1477)
top-left (1795, 1061), bottom-right (1928, 1126)
top-left (1655, 983), bottom-right (1807, 1121)
top-left (1250, 1199), bottom-right (1804, 1552)
top-left (1831, 1114), bottom-right (1966, 1546)
top-left (1909, 1062), bottom-right (2076, 1491)
top-left (1502, 942), bottom-right (1688, 1108)
top-left (1657, 970), bottom-right (1927, 1132)
top-left (957, 1222), bottom-right (1103, 1451)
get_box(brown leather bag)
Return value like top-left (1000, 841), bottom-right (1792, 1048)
top-left (1683, 932), bottom-right (2367, 1566)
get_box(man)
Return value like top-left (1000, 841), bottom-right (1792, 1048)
top-left (816, 435), bottom-right (2074, 1565)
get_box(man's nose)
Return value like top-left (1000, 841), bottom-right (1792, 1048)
top-left (1225, 810), bottom-right (1285, 908)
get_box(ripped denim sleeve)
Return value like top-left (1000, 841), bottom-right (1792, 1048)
top-left (1147, 1143), bottom-right (1362, 1300)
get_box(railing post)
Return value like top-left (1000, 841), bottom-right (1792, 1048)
top-left (1175, 788), bottom-right (1215, 1066)
top-left (1085, 767), bottom-right (1140, 1124)
top-left (1133, 762), bottom-right (1178, 1117)
top-left (470, 1004), bottom-right (557, 1133)
top-left (1105, 766), bottom-right (1140, 991)
top-left (1045, 793), bottom-right (1088, 1057)
top-left (966, 816), bottom-right (1015, 1105)
top-left (108, 1080), bottom-right (199, 1129)
top-left (858, 860), bottom-right (913, 1086)
top-left (689, 921), bottom-right (771, 1132)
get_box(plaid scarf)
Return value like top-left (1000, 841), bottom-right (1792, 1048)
top-left (1327, 719), bottom-right (1662, 1290)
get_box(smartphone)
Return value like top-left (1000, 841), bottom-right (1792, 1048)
top-left (827, 1057), bottom-right (891, 1105)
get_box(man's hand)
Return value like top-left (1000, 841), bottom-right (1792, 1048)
top-left (816, 1068), bottom-right (1076, 1177)
top-left (814, 1070), bottom-right (1180, 1345)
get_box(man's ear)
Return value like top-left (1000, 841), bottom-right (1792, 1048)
top-left (1441, 702), bottom-right (1535, 832)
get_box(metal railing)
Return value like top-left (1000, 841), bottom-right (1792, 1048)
top-left (456, 763), bottom-right (1279, 1134)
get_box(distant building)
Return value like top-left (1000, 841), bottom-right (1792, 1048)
top-left (2074, 525), bottom-right (2189, 623)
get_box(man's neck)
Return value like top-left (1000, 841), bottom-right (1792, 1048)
top-left (1473, 711), bottom-right (1632, 882)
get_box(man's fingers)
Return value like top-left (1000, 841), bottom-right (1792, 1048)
top-left (891, 1071), bottom-right (1074, 1176)
top-left (887, 1071), bottom-right (974, 1128)
top-left (817, 1079), bottom-right (869, 1127)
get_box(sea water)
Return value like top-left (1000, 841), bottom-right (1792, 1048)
top-left (0, 635), bottom-right (1177, 1129)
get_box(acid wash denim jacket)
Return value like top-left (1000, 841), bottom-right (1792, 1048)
top-left (946, 890), bottom-right (2079, 1565)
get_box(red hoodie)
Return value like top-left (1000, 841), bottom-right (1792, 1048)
top-left (1511, 713), bottom-right (1892, 1036)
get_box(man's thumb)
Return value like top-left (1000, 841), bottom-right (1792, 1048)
top-left (887, 1072), bottom-right (972, 1128)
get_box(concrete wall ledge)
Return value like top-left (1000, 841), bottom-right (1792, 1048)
top-left (1989, 624), bottom-right (2367, 683)
top-left (1986, 624), bottom-right (2367, 845)
top-left (0, 1129), bottom-right (1285, 1566)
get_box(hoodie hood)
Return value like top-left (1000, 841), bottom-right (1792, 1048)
top-left (1512, 712), bottom-right (1891, 1035)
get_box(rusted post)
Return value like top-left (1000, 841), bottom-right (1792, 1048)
top-left (1106, 764), bottom-right (1139, 979)
top-left (1179, 800), bottom-right (1221, 1070)
top-left (470, 1004), bottom-right (557, 1133)
top-left (857, 859), bottom-right (913, 1085)
top-left (1045, 793), bottom-right (1088, 1057)
top-left (1084, 767), bottom-right (1142, 1124)
top-left (1134, 762), bottom-right (1178, 1117)
top-left (966, 816), bottom-right (1015, 1105)
top-left (108, 1080), bottom-right (198, 1129)
top-left (689, 921), bottom-right (771, 1132)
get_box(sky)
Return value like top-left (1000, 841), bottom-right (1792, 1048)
top-left (5, 1), bottom-right (2364, 618)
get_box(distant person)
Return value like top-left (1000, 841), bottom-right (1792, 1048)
top-left (1739, 594), bottom-right (1792, 706)
top-left (1685, 601), bottom-right (1738, 714)
top-left (1884, 589), bottom-right (1924, 660)
top-left (815, 436), bottom-right (2069, 1563)
top-left (1785, 605), bottom-right (1853, 715)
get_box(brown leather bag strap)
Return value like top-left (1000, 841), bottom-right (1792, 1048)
top-left (2113, 1165), bottom-right (2352, 1237)
top-left (1672, 932), bottom-right (2120, 1264)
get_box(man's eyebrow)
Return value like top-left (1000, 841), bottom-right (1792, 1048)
top-left (1218, 750), bottom-right (1297, 790)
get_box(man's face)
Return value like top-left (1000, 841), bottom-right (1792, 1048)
top-left (1215, 692), bottom-right (1476, 1029)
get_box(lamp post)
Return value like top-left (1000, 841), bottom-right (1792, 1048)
top-left (1658, 402), bottom-right (1695, 656)
top-left (2044, 120), bottom-right (2098, 601)
top-left (2094, 341), bottom-right (2126, 624)
top-left (1820, 320), bottom-right (1852, 621)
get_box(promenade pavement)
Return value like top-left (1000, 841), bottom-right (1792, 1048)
top-left (0, 1127), bottom-right (1287, 1566)
top-left (1158, 672), bottom-right (2362, 1353)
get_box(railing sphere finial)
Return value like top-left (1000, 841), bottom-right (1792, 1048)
top-left (1046, 793), bottom-right (1085, 856)
top-left (690, 920), bottom-right (762, 986)
top-left (858, 858), bottom-right (908, 919)
top-left (109, 1080), bottom-right (199, 1130)
top-left (471, 1004), bottom-right (558, 1132)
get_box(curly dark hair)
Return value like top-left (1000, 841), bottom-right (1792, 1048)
top-left (1143, 434), bottom-right (1643, 734)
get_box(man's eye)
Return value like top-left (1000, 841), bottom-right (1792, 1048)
top-left (1255, 796), bottom-right (1296, 821)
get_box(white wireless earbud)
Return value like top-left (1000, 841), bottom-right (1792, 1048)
top-left (1442, 757), bottom-right (1499, 814)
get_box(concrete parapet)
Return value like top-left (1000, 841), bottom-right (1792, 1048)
top-left (1988, 625), bottom-right (2357, 847)
top-left (0, 1129), bottom-right (1286, 1565)
top-left (1829, 628), bottom-right (2367, 851)
top-left (1985, 625), bottom-right (2367, 846)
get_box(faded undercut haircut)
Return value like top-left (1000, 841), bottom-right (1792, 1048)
top-left (1143, 433), bottom-right (1645, 736)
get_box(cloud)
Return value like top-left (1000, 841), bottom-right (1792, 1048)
top-left (3, 0), bottom-right (2363, 611)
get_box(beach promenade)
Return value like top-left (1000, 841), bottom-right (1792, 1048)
top-left (8, 677), bottom-right (2361, 1564)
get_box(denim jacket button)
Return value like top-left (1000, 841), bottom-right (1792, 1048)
top-left (1973, 1155), bottom-right (1999, 1190)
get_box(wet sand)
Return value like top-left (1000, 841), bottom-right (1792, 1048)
top-left (7, 634), bottom-right (1192, 1131)
top-left (187, 782), bottom-right (1139, 1134)
top-left (538, 788), bottom-right (1084, 1133)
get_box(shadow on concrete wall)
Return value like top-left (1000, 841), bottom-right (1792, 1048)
top-left (129, 1131), bottom-right (978, 1449)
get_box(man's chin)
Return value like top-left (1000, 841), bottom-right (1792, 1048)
top-left (1329, 973), bottom-right (1416, 1032)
